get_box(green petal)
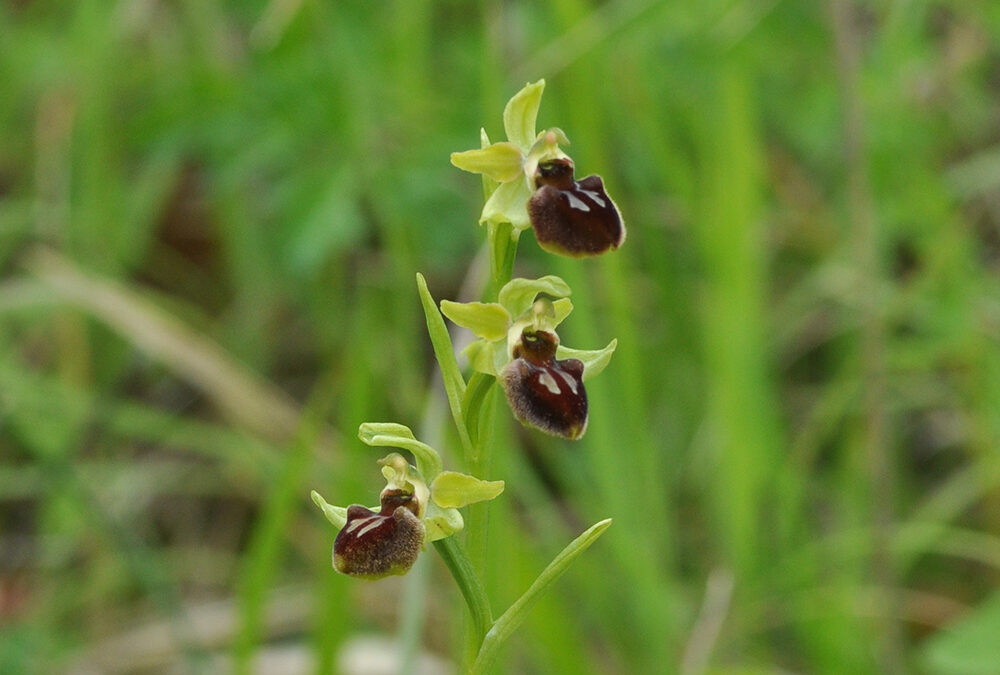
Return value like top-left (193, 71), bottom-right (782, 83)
top-left (440, 300), bottom-right (511, 341)
top-left (431, 471), bottom-right (505, 508)
top-left (424, 503), bottom-right (465, 541)
top-left (450, 142), bottom-right (523, 182)
top-left (503, 80), bottom-right (545, 150)
top-left (556, 338), bottom-right (617, 381)
top-left (498, 275), bottom-right (572, 318)
top-left (359, 423), bottom-right (443, 480)
top-left (552, 298), bottom-right (573, 327)
top-left (480, 178), bottom-right (531, 230)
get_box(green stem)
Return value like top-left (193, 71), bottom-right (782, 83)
top-left (440, 219), bottom-right (515, 670)
top-left (432, 536), bottom-right (494, 646)
top-left (488, 222), bottom-right (518, 298)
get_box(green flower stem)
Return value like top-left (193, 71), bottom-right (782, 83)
top-left (432, 536), bottom-right (494, 648)
top-left (463, 218), bottom-right (514, 617)
top-left (462, 383), bottom-right (498, 598)
top-left (470, 518), bottom-right (613, 675)
top-left (488, 222), bottom-right (518, 298)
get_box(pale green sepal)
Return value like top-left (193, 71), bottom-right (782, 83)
top-left (463, 339), bottom-right (498, 376)
top-left (366, 433), bottom-right (443, 482)
top-left (358, 422), bottom-right (415, 444)
top-left (556, 338), bottom-right (617, 381)
top-left (311, 490), bottom-right (347, 529)
top-left (480, 178), bottom-right (531, 230)
top-left (311, 491), bottom-right (380, 531)
top-left (440, 300), bottom-right (511, 341)
top-left (552, 298), bottom-right (573, 327)
top-left (498, 275), bottom-right (572, 318)
top-left (424, 503), bottom-right (464, 541)
top-left (431, 471), bottom-right (505, 508)
top-left (479, 128), bottom-right (499, 199)
top-left (450, 142), bottom-right (524, 182)
top-left (503, 79), bottom-right (545, 150)
top-left (416, 273), bottom-right (475, 460)
top-left (471, 519), bottom-right (613, 675)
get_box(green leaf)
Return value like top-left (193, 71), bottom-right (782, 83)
top-left (450, 142), bottom-right (524, 182)
top-left (557, 339), bottom-right (617, 381)
top-left (503, 79), bottom-right (545, 150)
top-left (498, 275), bottom-right (572, 319)
top-left (416, 273), bottom-right (475, 460)
top-left (920, 591), bottom-right (1000, 675)
top-left (471, 519), bottom-right (613, 674)
top-left (440, 300), bottom-right (510, 341)
top-left (431, 471), bottom-right (505, 508)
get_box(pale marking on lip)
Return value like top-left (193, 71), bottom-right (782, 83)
top-left (556, 368), bottom-right (579, 395)
top-left (579, 188), bottom-right (606, 207)
top-left (346, 514), bottom-right (379, 534)
top-left (356, 517), bottom-right (385, 539)
top-left (565, 191), bottom-right (591, 212)
top-left (537, 370), bottom-right (561, 395)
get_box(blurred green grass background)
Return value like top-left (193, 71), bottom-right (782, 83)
top-left (3, 0), bottom-right (1000, 673)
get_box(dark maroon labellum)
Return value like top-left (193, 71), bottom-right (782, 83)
top-left (528, 158), bottom-right (625, 258)
top-left (501, 329), bottom-right (588, 440)
top-left (332, 489), bottom-right (424, 579)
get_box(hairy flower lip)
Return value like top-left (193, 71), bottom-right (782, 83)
top-left (528, 160), bottom-right (626, 258)
top-left (502, 328), bottom-right (588, 440)
top-left (333, 499), bottom-right (426, 579)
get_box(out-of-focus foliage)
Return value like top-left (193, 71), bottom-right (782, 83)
top-left (2, 0), bottom-right (1000, 673)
